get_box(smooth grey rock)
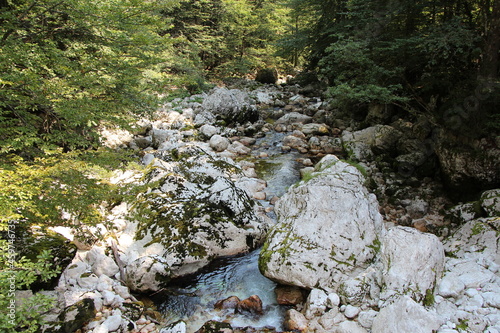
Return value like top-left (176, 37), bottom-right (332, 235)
top-left (199, 124), bottom-right (219, 138)
top-left (334, 321), bottom-right (368, 333)
top-left (438, 273), bottom-right (465, 298)
top-left (344, 305), bottom-right (360, 319)
top-left (209, 134), bottom-right (230, 152)
top-left (77, 273), bottom-right (99, 290)
top-left (327, 292), bottom-right (341, 308)
top-left (275, 112), bottom-right (312, 125)
top-left (358, 309), bottom-right (378, 329)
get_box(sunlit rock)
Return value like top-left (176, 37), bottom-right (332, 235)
top-left (379, 226), bottom-right (444, 303)
top-left (372, 296), bottom-right (442, 333)
top-left (119, 145), bottom-right (270, 292)
top-left (259, 155), bottom-right (384, 292)
top-left (284, 309), bottom-right (308, 332)
top-left (275, 112), bottom-right (312, 125)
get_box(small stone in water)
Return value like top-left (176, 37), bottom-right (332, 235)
top-left (269, 196), bottom-right (279, 205)
top-left (214, 296), bottom-right (241, 310)
top-left (253, 192), bottom-right (266, 200)
top-left (236, 295), bottom-right (263, 316)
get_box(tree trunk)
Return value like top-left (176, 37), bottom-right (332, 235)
top-left (480, 0), bottom-right (500, 79)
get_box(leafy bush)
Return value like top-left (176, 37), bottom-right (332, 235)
top-left (0, 246), bottom-right (59, 332)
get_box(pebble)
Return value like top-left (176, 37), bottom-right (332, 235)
top-left (300, 158), bottom-right (313, 166)
top-left (358, 309), bottom-right (378, 329)
top-left (269, 196), bottom-right (279, 205)
top-left (102, 313), bottom-right (122, 332)
top-left (327, 293), bottom-right (340, 308)
top-left (253, 192), bottom-right (266, 200)
top-left (136, 317), bottom-right (149, 325)
top-left (344, 305), bottom-right (360, 319)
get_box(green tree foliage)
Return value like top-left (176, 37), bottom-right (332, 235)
top-left (280, 0), bottom-right (499, 132)
top-left (0, 0), bottom-right (176, 155)
top-left (0, 0), bottom-right (178, 330)
top-left (274, 0), bottom-right (314, 67)
top-left (163, 0), bottom-right (286, 80)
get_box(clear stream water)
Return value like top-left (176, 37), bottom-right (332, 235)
top-left (155, 131), bottom-right (302, 332)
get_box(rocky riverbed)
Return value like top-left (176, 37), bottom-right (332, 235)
top-left (39, 81), bottom-right (500, 333)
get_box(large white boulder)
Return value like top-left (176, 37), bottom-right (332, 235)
top-left (118, 145), bottom-right (270, 292)
top-left (201, 87), bottom-right (258, 124)
top-left (259, 155), bottom-right (384, 291)
top-left (379, 226), bottom-right (445, 303)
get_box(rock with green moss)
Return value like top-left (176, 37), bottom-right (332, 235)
top-left (378, 226), bottom-right (444, 304)
top-left (480, 189), bottom-right (500, 217)
top-left (195, 320), bottom-right (233, 333)
top-left (443, 217), bottom-right (500, 262)
top-left (259, 154), bottom-right (384, 292)
top-left (54, 298), bottom-right (96, 333)
top-left (125, 256), bottom-right (171, 293)
top-left (121, 144), bottom-right (270, 292)
top-left (341, 125), bottom-right (402, 161)
top-left (445, 201), bottom-right (483, 224)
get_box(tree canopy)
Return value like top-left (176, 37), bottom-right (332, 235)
top-left (279, 0), bottom-right (500, 132)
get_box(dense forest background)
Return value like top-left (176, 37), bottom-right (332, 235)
top-left (1, 0), bottom-right (499, 330)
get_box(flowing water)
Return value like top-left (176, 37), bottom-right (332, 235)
top-left (155, 130), bottom-right (302, 332)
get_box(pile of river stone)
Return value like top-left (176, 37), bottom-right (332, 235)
top-left (39, 82), bottom-right (500, 333)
